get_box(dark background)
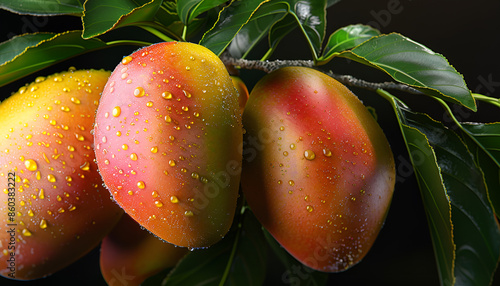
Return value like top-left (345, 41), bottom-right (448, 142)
top-left (0, 0), bottom-right (499, 285)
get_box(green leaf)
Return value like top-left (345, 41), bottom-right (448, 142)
top-left (0, 0), bottom-right (84, 15)
top-left (319, 24), bottom-right (379, 63)
top-left (0, 33), bottom-right (54, 65)
top-left (461, 122), bottom-right (500, 216)
top-left (326, 0), bottom-right (341, 7)
top-left (266, 0), bottom-right (327, 60)
top-left (177, 0), bottom-right (227, 25)
top-left (339, 33), bottom-right (476, 111)
top-left (162, 210), bottom-right (268, 286)
top-left (406, 112), bottom-right (500, 286)
top-left (384, 97), bottom-right (455, 286)
top-left (263, 230), bottom-right (328, 286)
top-left (383, 92), bottom-right (500, 286)
top-left (285, 0), bottom-right (327, 59)
top-left (267, 13), bottom-right (297, 57)
top-left (0, 31), bottom-right (107, 87)
top-left (462, 123), bottom-right (500, 166)
top-left (227, 1), bottom-right (289, 58)
top-left (199, 0), bottom-right (268, 56)
top-left (82, 0), bottom-right (162, 39)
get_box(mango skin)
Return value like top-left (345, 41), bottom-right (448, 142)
top-left (241, 67), bottom-right (395, 272)
top-left (0, 69), bottom-right (123, 280)
top-left (100, 214), bottom-right (188, 286)
top-left (231, 76), bottom-right (249, 114)
top-left (94, 42), bottom-right (242, 248)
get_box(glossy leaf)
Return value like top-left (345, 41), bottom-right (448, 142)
top-left (0, 0), bottom-right (84, 15)
top-left (462, 123), bottom-right (500, 166)
top-left (285, 0), bottom-right (327, 59)
top-left (339, 33), bottom-right (476, 111)
top-left (162, 210), bottom-right (267, 286)
top-left (406, 112), bottom-right (500, 286)
top-left (385, 96), bottom-right (455, 286)
top-left (227, 1), bottom-right (289, 58)
top-left (266, 0), bottom-right (327, 60)
top-left (319, 24), bottom-right (379, 63)
top-left (0, 31), bottom-right (107, 87)
top-left (0, 33), bottom-right (54, 65)
top-left (199, 0), bottom-right (268, 56)
top-left (385, 93), bottom-right (500, 286)
top-left (263, 230), bottom-right (328, 286)
top-left (268, 13), bottom-right (297, 57)
top-left (177, 0), bottom-right (227, 25)
top-left (82, 0), bottom-right (162, 39)
top-left (461, 122), bottom-right (500, 216)
top-left (327, 0), bottom-right (341, 7)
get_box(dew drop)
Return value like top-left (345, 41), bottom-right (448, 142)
top-left (22, 229), bottom-right (32, 237)
top-left (191, 172), bottom-right (199, 180)
top-left (183, 90), bottom-right (192, 98)
top-left (130, 153), bottom-right (138, 161)
top-left (306, 205), bottom-right (314, 212)
top-left (137, 181), bottom-right (145, 189)
top-left (170, 196), bottom-right (179, 204)
top-left (169, 159), bottom-right (176, 167)
top-left (165, 115), bottom-right (172, 123)
top-left (39, 219), bottom-right (47, 229)
top-left (304, 150), bottom-right (316, 160)
top-left (290, 143), bottom-right (296, 150)
top-left (122, 144), bottom-right (129, 150)
top-left (288, 180), bottom-right (295, 186)
top-left (80, 161), bottom-right (90, 171)
top-left (134, 87), bottom-right (145, 97)
top-left (154, 200), bottom-right (163, 207)
top-left (122, 56), bottom-right (133, 65)
top-left (47, 174), bottom-right (56, 183)
top-left (128, 191), bottom-right (134, 196)
top-left (184, 210), bottom-right (194, 217)
top-left (146, 101), bottom-right (153, 107)
top-left (150, 146), bottom-right (158, 153)
top-left (279, 126), bottom-right (285, 131)
top-left (112, 106), bottom-right (121, 117)
top-left (323, 148), bottom-right (332, 157)
top-left (24, 159), bottom-right (38, 171)
top-left (162, 91), bottom-right (173, 99)
top-left (70, 97), bottom-right (81, 105)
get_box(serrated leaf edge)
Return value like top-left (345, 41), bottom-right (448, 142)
top-left (340, 33), bottom-right (476, 111)
top-left (81, 0), bottom-right (158, 39)
top-left (199, 0), bottom-right (270, 56)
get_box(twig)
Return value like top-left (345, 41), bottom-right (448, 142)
top-left (326, 72), bottom-right (424, 95)
top-left (221, 54), bottom-right (424, 95)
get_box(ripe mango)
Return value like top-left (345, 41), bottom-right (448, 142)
top-left (241, 67), bottom-right (395, 272)
top-left (0, 69), bottom-right (123, 280)
top-left (94, 42), bottom-right (242, 248)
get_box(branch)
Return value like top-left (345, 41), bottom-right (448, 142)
top-left (221, 54), bottom-right (424, 95)
top-left (220, 53), bottom-right (315, 73)
top-left (326, 72), bottom-right (424, 95)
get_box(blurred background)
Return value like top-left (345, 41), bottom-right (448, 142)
top-left (0, 0), bottom-right (499, 285)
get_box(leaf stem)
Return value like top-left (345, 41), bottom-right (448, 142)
top-left (106, 40), bottom-right (152, 47)
top-left (218, 208), bottom-right (246, 286)
top-left (473, 93), bottom-right (500, 108)
top-left (136, 21), bottom-right (180, 42)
